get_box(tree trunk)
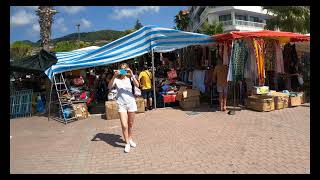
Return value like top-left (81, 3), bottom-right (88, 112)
top-left (36, 6), bottom-right (57, 52)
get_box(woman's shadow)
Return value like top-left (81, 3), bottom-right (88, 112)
top-left (91, 133), bottom-right (125, 148)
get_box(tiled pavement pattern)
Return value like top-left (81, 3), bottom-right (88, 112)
top-left (10, 104), bottom-right (310, 174)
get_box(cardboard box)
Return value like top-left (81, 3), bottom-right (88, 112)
top-left (299, 92), bottom-right (305, 104)
top-left (105, 98), bottom-right (145, 120)
top-left (269, 92), bottom-right (289, 109)
top-left (179, 96), bottom-right (200, 110)
top-left (72, 103), bottom-right (89, 120)
top-left (176, 87), bottom-right (200, 101)
top-left (289, 96), bottom-right (301, 107)
top-left (135, 97), bottom-right (145, 113)
top-left (246, 95), bottom-right (274, 112)
top-left (105, 100), bottom-right (120, 120)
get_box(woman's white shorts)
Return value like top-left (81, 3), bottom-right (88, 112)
top-left (117, 101), bottom-right (137, 112)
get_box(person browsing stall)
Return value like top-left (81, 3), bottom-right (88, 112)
top-left (108, 63), bottom-right (139, 153)
top-left (138, 65), bottom-right (153, 111)
top-left (213, 59), bottom-right (229, 111)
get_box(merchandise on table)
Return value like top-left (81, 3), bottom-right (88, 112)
top-left (289, 96), bottom-right (301, 107)
top-left (252, 86), bottom-right (269, 95)
top-left (72, 103), bottom-right (89, 120)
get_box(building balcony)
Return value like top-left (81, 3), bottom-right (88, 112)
top-left (221, 20), bottom-right (233, 26)
top-left (235, 20), bottom-right (266, 28)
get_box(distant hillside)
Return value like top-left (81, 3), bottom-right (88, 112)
top-left (35, 29), bottom-right (127, 44)
top-left (13, 29), bottom-right (127, 47)
top-left (20, 40), bottom-right (40, 47)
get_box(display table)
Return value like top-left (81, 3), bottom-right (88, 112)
top-left (161, 94), bottom-right (176, 107)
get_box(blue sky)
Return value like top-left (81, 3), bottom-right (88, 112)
top-left (10, 6), bottom-right (189, 43)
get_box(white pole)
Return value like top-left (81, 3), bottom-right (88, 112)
top-left (152, 48), bottom-right (157, 109)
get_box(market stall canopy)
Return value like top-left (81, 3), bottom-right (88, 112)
top-left (45, 25), bottom-right (215, 80)
top-left (213, 30), bottom-right (310, 44)
top-left (10, 49), bottom-right (57, 74)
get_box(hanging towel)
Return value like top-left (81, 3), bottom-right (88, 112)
top-left (223, 42), bottom-right (229, 65)
top-left (227, 42), bottom-right (234, 82)
top-left (274, 40), bottom-right (284, 74)
top-left (188, 70), bottom-right (193, 82)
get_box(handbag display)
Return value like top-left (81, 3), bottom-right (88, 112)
top-left (73, 76), bottom-right (85, 86)
top-left (167, 70), bottom-right (177, 79)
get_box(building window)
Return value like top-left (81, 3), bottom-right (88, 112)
top-left (250, 16), bottom-right (263, 23)
top-left (219, 14), bottom-right (231, 21)
top-left (235, 14), bottom-right (248, 21)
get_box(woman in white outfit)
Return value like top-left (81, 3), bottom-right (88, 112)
top-left (108, 63), bottom-right (139, 153)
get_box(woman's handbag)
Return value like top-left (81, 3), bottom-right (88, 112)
top-left (131, 79), bottom-right (141, 97)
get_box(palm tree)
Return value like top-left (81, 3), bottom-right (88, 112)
top-left (262, 6), bottom-right (310, 33)
top-left (36, 6), bottom-right (57, 51)
top-left (198, 21), bottom-right (223, 35)
top-left (174, 10), bottom-right (190, 30)
top-left (134, 19), bottom-right (143, 30)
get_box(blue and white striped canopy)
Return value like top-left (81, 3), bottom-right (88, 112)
top-left (45, 25), bottom-right (215, 80)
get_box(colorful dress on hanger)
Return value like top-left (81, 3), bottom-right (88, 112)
top-left (253, 38), bottom-right (265, 86)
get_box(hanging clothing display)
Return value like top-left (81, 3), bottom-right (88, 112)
top-left (301, 52), bottom-right (310, 79)
top-left (252, 38), bottom-right (265, 86)
top-left (264, 40), bottom-right (276, 72)
top-left (283, 43), bottom-right (298, 73)
top-left (227, 42), bottom-right (234, 82)
top-left (244, 39), bottom-right (258, 81)
top-left (274, 40), bottom-right (284, 74)
top-left (192, 70), bottom-right (206, 93)
top-left (231, 39), bottom-right (248, 81)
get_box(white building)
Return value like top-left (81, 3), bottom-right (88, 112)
top-left (187, 6), bottom-right (272, 33)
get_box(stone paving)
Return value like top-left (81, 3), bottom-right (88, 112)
top-left (10, 104), bottom-right (310, 174)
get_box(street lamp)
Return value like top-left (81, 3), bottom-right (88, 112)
top-left (76, 23), bottom-right (80, 46)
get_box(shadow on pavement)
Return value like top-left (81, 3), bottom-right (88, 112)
top-left (91, 133), bottom-right (125, 148)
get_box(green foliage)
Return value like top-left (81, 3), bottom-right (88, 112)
top-left (53, 41), bottom-right (93, 52)
top-left (124, 29), bottom-right (136, 35)
top-left (10, 41), bottom-right (33, 60)
top-left (134, 19), bottom-right (143, 30)
top-left (198, 21), bottom-right (223, 35)
top-left (263, 6), bottom-right (310, 33)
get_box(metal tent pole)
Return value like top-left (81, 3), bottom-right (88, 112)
top-left (151, 48), bottom-right (157, 109)
top-left (48, 82), bottom-right (53, 121)
top-left (228, 40), bottom-right (236, 115)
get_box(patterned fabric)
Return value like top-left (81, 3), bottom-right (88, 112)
top-left (231, 40), bottom-right (248, 81)
top-left (264, 40), bottom-right (276, 71)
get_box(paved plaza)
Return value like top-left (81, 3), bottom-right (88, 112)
top-left (10, 104), bottom-right (310, 174)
